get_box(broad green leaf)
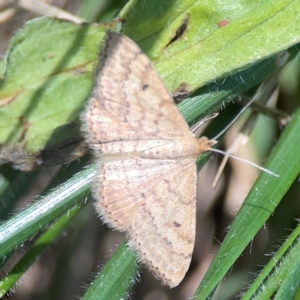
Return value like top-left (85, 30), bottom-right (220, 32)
top-left (121, 0), bottom-right (300, 95)
top-left (0, 18), bottom-right (105, 170)
top-left (2, 1), bottom-right (300, 171)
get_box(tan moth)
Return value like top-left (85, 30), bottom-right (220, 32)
top-left (81, 31), bottom-right (216, 287)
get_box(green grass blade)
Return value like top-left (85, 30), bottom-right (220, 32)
top-left (239, 223), bottom-right (300, 299)
top-left (0, 203), bottom-right (82, 297)
top-left (0, 167), bottom-right (40, 220)
top-left (0, 164), bottom-right (95, 258)
top-left (194, 107), bottom-right (300, 299)
top-left (81, 242), bottom-right (137, 300)
top-left (178, 49), bottom-right (294, 124)
top-left (273, 235), bottom-right (300, 300)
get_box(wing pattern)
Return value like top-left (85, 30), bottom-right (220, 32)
top-left (81, 32), bottom-right (194, 156)
top-left (93, 158), bottom-right (196, 287)
top-left (82, 32), bottom-right (204, 287)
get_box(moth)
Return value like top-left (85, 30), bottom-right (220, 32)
top-left (81, 31), bottom-right (215, 287)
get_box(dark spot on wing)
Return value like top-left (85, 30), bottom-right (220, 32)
top-left (174, 221), bottom-right (181, 227)
top-left (142, 84), bottom-right (149, 90)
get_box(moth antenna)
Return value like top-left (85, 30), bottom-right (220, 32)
top-left (209, 146), bottom-right (279, 189)
top-left (211, 80), bottom-right (281, 187)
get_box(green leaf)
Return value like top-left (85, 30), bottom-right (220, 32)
top-left (2, 1), bottom-right (300, 171)
top-left (122, 0), bottom-right (300, 94)
top-left (0, 18), bottom-right (105, 170)
top-left (1, 0), bottom-right (300, 299)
